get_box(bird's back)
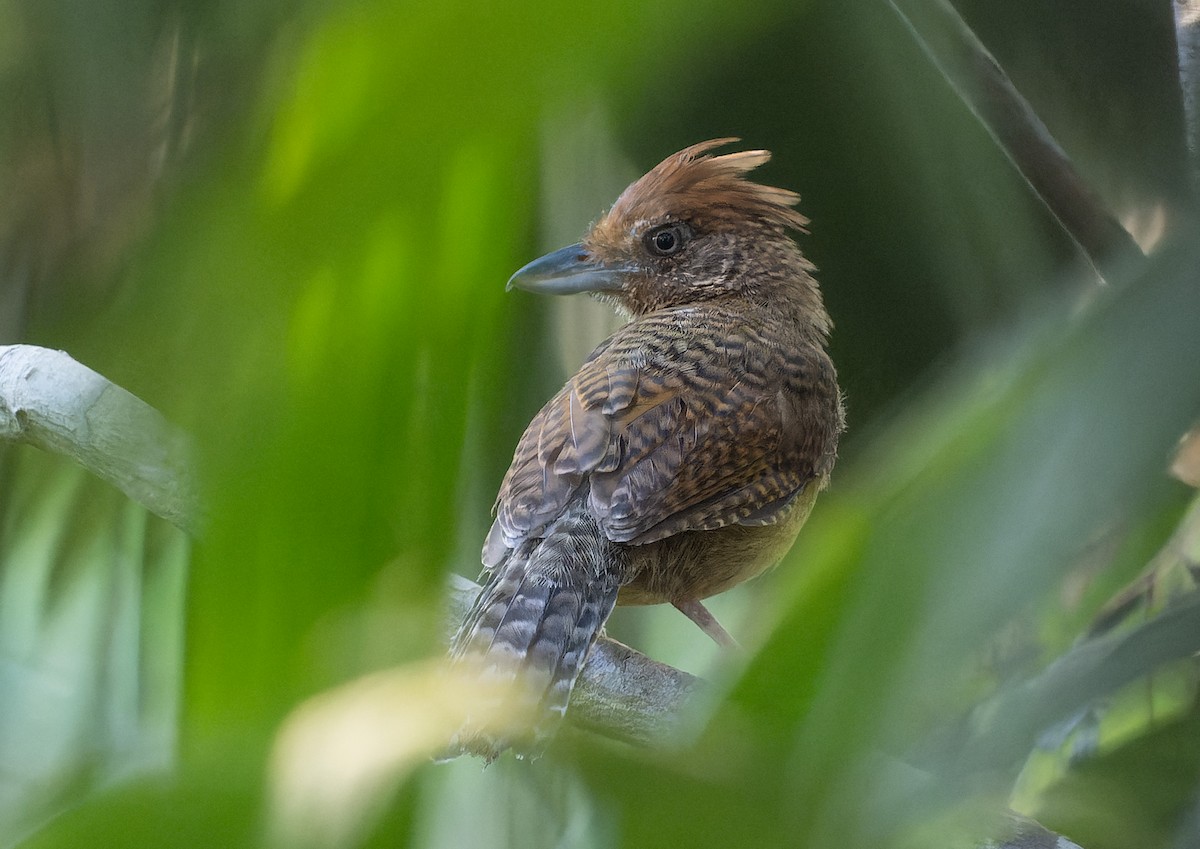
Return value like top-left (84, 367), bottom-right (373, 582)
top-left (488, 300), bottom-right (840, 569)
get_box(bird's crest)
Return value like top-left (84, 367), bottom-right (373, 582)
top-left (595, 138), bottom-right (809, 240)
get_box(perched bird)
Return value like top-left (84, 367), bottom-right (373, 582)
top-left (448, 138), bottom-right (843, 759)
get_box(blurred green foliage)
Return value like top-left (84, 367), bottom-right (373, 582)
top-left (2, 0), bottom-right (1199, 847)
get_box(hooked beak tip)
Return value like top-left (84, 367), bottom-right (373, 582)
top-left (505, 243), bottom-right (632, 296)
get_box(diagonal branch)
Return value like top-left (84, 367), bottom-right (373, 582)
top-left (0, 344), bottom-right (202, 535)
top-left (889, 0), bottom-right (1145, 277)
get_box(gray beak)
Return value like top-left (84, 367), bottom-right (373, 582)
top-left (506, 243), bottom-right (635, 295)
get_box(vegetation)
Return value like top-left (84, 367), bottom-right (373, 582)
top-left (1, 1), bottom-right (1198, 847)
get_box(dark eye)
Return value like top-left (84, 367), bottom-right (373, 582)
top-left (645, 224), bottom-right (688, 257)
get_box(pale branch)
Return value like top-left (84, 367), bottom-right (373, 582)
top-left (888, 0), bottom-right (1145, 277)
top-left (445, 573), bottom-right (703, 748)
top-left (0, 344), bottom-right (201, 536)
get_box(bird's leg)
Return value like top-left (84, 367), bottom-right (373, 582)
top-left (672, 599), bottom-right (739, 649)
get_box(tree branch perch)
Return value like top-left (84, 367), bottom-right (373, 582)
top-left (445, 573), bottom-right (703, 748)
top-left (0, 344), bottom-right (202, 535)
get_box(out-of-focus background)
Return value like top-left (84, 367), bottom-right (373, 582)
top-left (2, 1), bottom-right (1200, 847)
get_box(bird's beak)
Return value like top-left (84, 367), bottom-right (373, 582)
top-left (506, 243), bottom-right (635, 295)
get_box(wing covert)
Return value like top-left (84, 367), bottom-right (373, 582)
top-left (489, 310), bottom-right (838, 559)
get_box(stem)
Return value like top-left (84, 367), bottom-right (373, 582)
top-left (889, 0), bottom-right (1145, 277)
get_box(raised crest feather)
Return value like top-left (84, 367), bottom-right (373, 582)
top-left (595, 138), bottom-right (809, 238)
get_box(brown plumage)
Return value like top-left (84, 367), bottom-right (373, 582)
top-left (448, 139), bottom-right (844, 760)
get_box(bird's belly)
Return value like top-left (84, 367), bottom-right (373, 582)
top-left (616, 480), bottom-right (822, 606)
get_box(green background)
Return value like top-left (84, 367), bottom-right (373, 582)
top-left (2, 0), bottom-right (1199, 846)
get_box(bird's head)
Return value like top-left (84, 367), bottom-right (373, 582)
top-left (508, 138), bottom-right (821, 320)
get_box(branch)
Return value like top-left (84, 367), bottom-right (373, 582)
top-left (889, 0), bottom-right (1145, 276)
top-left (983, 812), bottom-right (1085, 849)
top-left (445, 573), bottom-right (703, 748)
top-left (0, 344), bottom-right (201, 535)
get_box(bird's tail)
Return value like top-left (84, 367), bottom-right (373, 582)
top-left (446, 506), bottom-right (628, 761)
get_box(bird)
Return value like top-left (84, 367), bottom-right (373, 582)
top-left (446, 138), bottom-right (844, 760)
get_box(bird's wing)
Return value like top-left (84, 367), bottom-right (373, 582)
top-left (488, 311), bottom-right (838, 559)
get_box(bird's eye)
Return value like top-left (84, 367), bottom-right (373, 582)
top-left (645, 224), bottom-right (688, 257)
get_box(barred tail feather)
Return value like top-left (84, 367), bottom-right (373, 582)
top-left (447, 505), bottom-right (628, 761)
